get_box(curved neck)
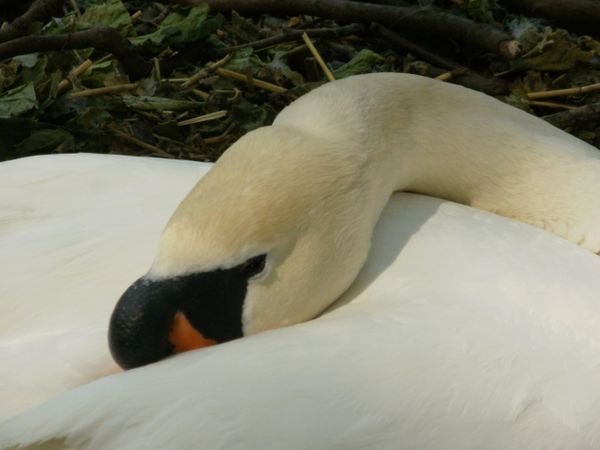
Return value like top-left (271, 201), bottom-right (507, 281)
top-left (274, 73), bottom-right (600, 253)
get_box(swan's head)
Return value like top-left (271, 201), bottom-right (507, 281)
top-left (109, 126), bottom-right (372, 369)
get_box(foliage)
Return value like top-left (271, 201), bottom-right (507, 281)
top-left (1, 0), bottom-right (600, 161)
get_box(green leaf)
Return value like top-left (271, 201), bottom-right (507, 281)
top-left (223, 47), bottom-right (264, 75)
top-left (451, 0), bottom-right (496, 24)
top-left (0, 82), bottom-right (37, 118)
top-left (131, 6), bottom-right (223, 46)
top-left (64, 107), bottom-right (112, 130)
top-left (264, 49), bottom-right (305, 86)
top-left (225, 11), bottom-right (263, 42)
top-left (333, 49), bottom-right (385, 79)
top-left (15, 129), bottom-right (74, 153)
top-left (231, 98), bottom-right (275, 132)
top-left (155, 121), bottom-right (184, 141)
top-left (512, 27), bottom-right (593, 72)
top-left (0, 118), bottom-right (52, 154)
top-left (0, 59), bottom-right (21, 92)
top-left (80, 0), bottom-right (133, 36)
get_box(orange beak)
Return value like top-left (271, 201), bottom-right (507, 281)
top-left (169, 312), bottom-right (217, 353)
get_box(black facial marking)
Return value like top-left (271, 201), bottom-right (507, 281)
top-left (109, 262), bottom-right (253, 370)
top-left (239, 254), bottom-right (266, 279)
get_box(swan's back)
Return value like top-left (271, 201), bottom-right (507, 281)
top-left (2, 155), bottom-right (600, 449)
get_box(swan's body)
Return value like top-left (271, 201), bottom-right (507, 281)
top-left (2, 154), bottom-right (600, 449)
top-left (2, 72), bottom-right (600, 447)
top-left (0, 155), bottom-right (211, 421)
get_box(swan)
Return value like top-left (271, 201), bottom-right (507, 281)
top-left (2, 72), bottom-right (600, 448)
top-left (108, 72), bottom-right (600, 369)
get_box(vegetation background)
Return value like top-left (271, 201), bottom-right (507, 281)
top-left (1, 0), bottom-right (599, 162)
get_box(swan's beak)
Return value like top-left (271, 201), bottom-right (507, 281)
top-left (108, 269), bottom-right (246, 369)
top-left (169, 312), bottom-right (217, 353)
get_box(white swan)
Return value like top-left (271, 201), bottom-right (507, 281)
top-left (2, 72), bottom-right (600, 448)
top-left (107, 72), bottom-right (600, 369)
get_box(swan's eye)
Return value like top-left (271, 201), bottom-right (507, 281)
top-left (239, 254), bottom-right (267, 279)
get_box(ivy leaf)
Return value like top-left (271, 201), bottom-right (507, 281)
top-left (15, 129), bottom-right (74, 154)
top-left (131, 5), bottom-right (223, 46)
top-left (80, 0), bottom-right (133, 36)
top-left (333, 49), bottom-right (386, 79)
top-left (0, 82), bottom-right (37, 118)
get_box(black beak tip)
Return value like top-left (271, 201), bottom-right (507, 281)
top-left (108, 278), bottom-right (176, 370)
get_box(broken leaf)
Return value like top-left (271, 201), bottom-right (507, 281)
top-left (15, 128), bottom-right (74, 154)
top-left (333, 49), bottom-right (385, 79)
top-left (130, 5), bottom-right (223, 47)
top-left (0, 82), bottom-right (37, 118)
top-left (80, 0), bottom-right (133, 36)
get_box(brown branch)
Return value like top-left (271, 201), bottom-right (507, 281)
top-left (370, 22), bottom-right (458, 70)
top-left (174, 0), bottom-right (520, 60)
top-left (500, 0), bottom-right (600, 31)
top-left (371, 23), bottom-right (507, 95)
top-left (0, 0), bottom-right (66, 43)
top-left (543, 102), bottom-right (600, 129)
top-left (0, 27), bottom-right (153, 81)
top-left (212, 23), bottom-right (365, 56)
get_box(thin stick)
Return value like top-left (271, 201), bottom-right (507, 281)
top-left (543, 102), bottom-right (600, 128)
top-left (57, 58), bottom-right (92, 94)
top-left (212, 23), bottom-right (364, 56)
top-left (181, 54), bottom-right (231, 89)
top-left (177, 110), bottom-right (228, 126)
top-left (215, 68), bottom-right (287, 93)
top-left (528, 100), bottom-right (576, 110)
top-left (69, 0), bottom-right (80, 16)
top-left (70, 83), bottom-right (137, 98)
top-left (302, 32), bottom-right (335, 82)
top-left (434, 68), bottom-right (466, 81)
top-left (527, 82), bottom-right (600, 100)
top-left (191, 89), bottom-right (211, 100)
top-left (111, 128), bottom-right (174, 158)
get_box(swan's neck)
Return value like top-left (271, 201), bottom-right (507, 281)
top-left (274, 74), bottom-right (600, 253)
top-left (156, 74), bottom-right (600, 332)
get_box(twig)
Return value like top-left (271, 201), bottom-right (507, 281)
top-left (435, 68), bottom-right (466, 81)
top-left (302, 32), bottom-right (335, 82)
top-left (0, 27), bottom-right (153, 80)
top-left (181, 54), bottom-right (231, 89)
top-left (216, 68), bottom-right (287, 93)
top-left (178, 110), bottom-right (228, 126)
top-left (371, 23), bottom-right (507, 95)
top-left (528, 100), bottom-right (576, 110)
top-left (57, 58), bottom-right (92, 94)
top-left (111, 127), bottom-right (174, 158)
top-left (501, 0), bottom-right (600, 31)
top-left (371, 22), bottom-right (458, 70)
top-left (70, 83), bottom-right (137, 98)
top-left (212, 23), bottom-right (364, 56)
top-left (0, 0), bottom-right (66, 43)
top-left (191, 89), bottom-right (211, 100)
top-left (543, 102), bottom-right (600, 128)
top-left (527, 83), bottom-right (600, 100)
top-left (174, 0), bottom-right (520, 60)
top-left (69, 0), bottom-right (80, 17)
